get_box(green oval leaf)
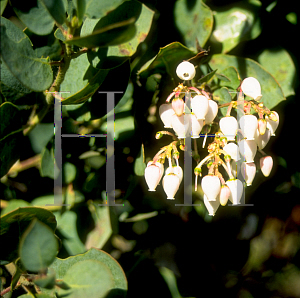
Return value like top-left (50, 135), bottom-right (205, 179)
top-left (0, 17), bottom-right (53, 92)
top-left (65, 18), bottom-right (136, 48)
top-left (74, 0), bottom-right (86, 26)
top-left (84, 0), bottom-right (125, 19)
top-left (211, 1), bottom-right (261, 53)
top-left (11, 0), bottom-right (55, 35)
top-left (0, 207), bottom-right (57, 262)
top-left (258, 47), bottom-right (296, 97)
top-left (138, 42), bottom-right (196, 79)
top-left (19, 219), bottom-right (58, 272)
top-left (41, 0), bottom-right (67, 26)
top-left (50, 248), bottom-right (127, 297)
top-left (209, 54), bottom-right (285, 109)
top-left (174, 0), bottom-right (213, 49)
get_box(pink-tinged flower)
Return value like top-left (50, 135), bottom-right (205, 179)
top-left (258, 118), bottom-right (267, 135)
top-left (165, 166), bottom-right (183, 183)
top-left (238, 139), bottom-right (257, 163)
top-left (176, 61), bottom-right (196, 80)
top-left (226, 179), bottom-right (243, 205)
top-left (254, 128), bottom-right (271, 150)
top-left (162, 173), bottom-right (180, 200)
top-left (223, 142), bottom-right (241, 161)
top-left (159, 104), bottom-right (174, 128)
top-left (190, 113), bottom-right (204, 138)
top-left (201, 175), bottom-right (221, 201)
top-left (172, 98), bottom-right (185, 116)
top-left (241, 77), bottom-right (262, 101)
top-left (260, 156), bottom-right (273, 177)
top-left (219, 116), bottom-right (238, 141)
top-left (203, 194), bottom-right (220, 216)
top-left (191, 95), bottom-right (209, 120)
top-left (266, 111), bottom-right (279, 136)
top-left (220, 185), bottom-right (231, 206)
top-left (144, 164), bottom-right (163, 191)
top-left (171, 114), bottom-right (190, 139)
top-left (204, 100), bottom-right (218, 125)
top-left (241, 162), bottom-right (256, 186)
top-left (239, 114), bottom-right (258, 140)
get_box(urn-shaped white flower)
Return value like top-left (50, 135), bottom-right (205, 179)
top-left (201, 175), bottom-right (221, 201)
top-left (159, 104), bottom-right (174, 128)
top-left (172, 98), bottom-right (185, 116)
top-left (203, 194), bottom-right (220, 216)
top-left (254, 128), bottom-right (271, 150)
top-left (266, 111), bottom-right (279, 136)
top-left (238, 139), bottom-right (257, 163)
top-left (241, 162), bottom-right (256, 186)
top-left (239, 114), bottom-right (258, 140)
top-left (191, 95), bottom-right (209, 120)
top-left (219, 116), bottom-right (238, 141)
top-left (162, 173), bottom-right (180, 200)
top-left (165, 166), bottom-right (183, 183)
top-left (223, 142), bottom-right (241, 161)
top-left (219, 185), bottom-right (231, 206)
top-left (241, 77), bottom-right (262, 101)
top-left (260, 156), bottom-right (273, 177)
top-left (204, 100), bottom-right (218, 124)
top-left (226, 179), bottom-right (243, 205)
top-left (144, 164), bottom-right (163, 191)
top-left (176, 61), bottom-right (196, 81)
top-left (190, 113), bottom-right (204, 138)
top-left (171, 114), bottom-right (190, 139)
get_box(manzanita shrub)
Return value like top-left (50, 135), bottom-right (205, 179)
top-left (0, 0), bottom-right (298, 297)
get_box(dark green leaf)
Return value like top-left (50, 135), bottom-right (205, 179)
top-left (174, 0), bottom-right (213, 49)
top-left (19, 218), bottom-right (58, 272)
top-left (198, 69), bottom-right (218, 85)
top-left (0, 207), bottom-right (57, 262)
top-left (219, 66), bottom-right (241, 90)
top-left (134, 144), bottom-right (146, 176)
top-left (74, 0), bottom-right (86, 25)
top-left (40, 138), bottom-right (59, 179)
top-left (211, 1), bottom-right (261, 53)
top-left (258, 47), bottom-right (296, 97)
top-left (0, 17), bottom-right (53, 92)
top-left (213, 87), bottom-right (232, 116)
top-left (85, 0), bottom-right (125, 19)
top-left (50, 248), bottom-right (127, 297)
top-left (0, 0), bottom-right (8, 15)
top-left (209, 54), bottom-right (286, 109)
top-left (34, 269), bottom-right (56, 289)
top-left (138, 42), bottom-right (196, 79)
top-left (60, 53), bottom-right (110, 105)
top-left (11, 0), bottom-right (55, 35)
top-left (0, 102), bottom-right (27, 178)
top-left (41, 0), bottom-right (66, 25)
top-left (84, 1), bottom-right (154, 68)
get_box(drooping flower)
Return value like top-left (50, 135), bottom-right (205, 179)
top-left (159, 104), bottom-right (174, 128)
top-left (254, 128), bottom-right (271, 150)
top-left (171, 114), bottom-right (190, 139)
top-left (204, 99), bottom-right (218, 125)
top-left (172, 98), bottom-right (185, 116)
top-left (241, 77), bottom-right (262, 101)
top-left (165, 165), bottom-right (183, 183)
top-left (144, 163), bottom-right (163, 191)
top-left (223, 142), bottom-right (241, 161)
top-left (239, 114), bottom-right (258, 140)
top-left (190, 113), bottom-right (204, 138)
top-left (219, 185), bottom-right (231, 206)
top-left (219, 116), bottom-right (238, 141)
top-left (265, 111), bottom-right (279, 136)
top-left (162, 173), bottom-right (180, 200)
top-left (260, 156), bottom-right (273, 177)
top-left (203, 194), bottom-right (220, 216)
top-left (241, 162), bottom-right (256, 186)
top-left (191, 95), bottom-right (209, 120)
top-left (238, 139), bottom-right (257, 163)
top-left (201, 175), bottom-right (221, 201)
top-left (226, 179), bottom-right (243, 205)
top-left (176, 61), bottom-right (196, 81)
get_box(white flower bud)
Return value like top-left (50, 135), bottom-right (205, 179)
top-left (176, 61), bottom-right (196, 80)
top-left (159, 104), bottom-right (174, 128)
top-left (162, 173), bottom-right (180, 200)
top-left (226, 179), bottom-right (243, 205)
top-left (171, 114), bottom-right (191, 139)
top-left (241, 162), bottom-right (256, 186)
top-left (239, 114), bottom-right (258, 140)
top-left (241, 77), bottom-right (262, 101)
top-left (223, 143), bottom-right (241, 161)
top-left (238, 139), bottom-right (257, 163)
top-left (204, 99), bottom-right (218, 125)
top-left (203, 194), bottom-right (220, 216)
top-left (219, 116), bottom-right (238, 141)
top-left (190, 113), bottom-right (204, 138)
top-left (201, 175), bottom-right (221, 201)
top-left (191, 95), bottom-right (209, 120)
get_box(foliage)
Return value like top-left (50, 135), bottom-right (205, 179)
top-left (0, 0), bottom-right (299, 298)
